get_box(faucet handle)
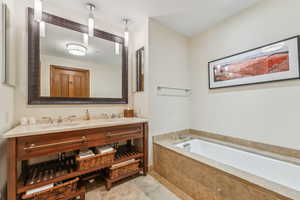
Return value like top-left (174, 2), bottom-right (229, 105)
top-left (42, 117), bottom-right (53, 124)
top-left (66, 115), bottom-right (77, 122)
top-left (100, 113), bottom-right (109, 119)
top-left (57, 116), bottom-right (63, 123)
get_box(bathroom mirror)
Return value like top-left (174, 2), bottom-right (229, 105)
top-left (28, 8), bottom-right (128, 104)
top-left (136, 47), bottom-right (144, 92)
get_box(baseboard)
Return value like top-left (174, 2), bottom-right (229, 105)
top-left (1, 184), bottom-right (7, 200)
top-left (148, 164), bottom-right (153, 172)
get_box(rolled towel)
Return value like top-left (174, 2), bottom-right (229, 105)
top-left (25, 183), bottom-right (53, 195)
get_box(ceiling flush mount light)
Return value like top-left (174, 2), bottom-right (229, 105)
top-left (66, 43), bottom-right (87, 56)
top-left (34, 0), bottom-right (43, 22)
top-left (87, 3), bottom-right (95, 37)
top-left (123, 19), bottom-right (130, 47)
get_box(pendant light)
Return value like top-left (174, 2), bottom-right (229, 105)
top-left (40, 21), bottom-right (46, 37)
top-left (123, 19), bottom-right (130, 47)
top-left (115, 42), bottom-right (120, 55)
top-left (87, 3), bottom-right (95, 37)
top-left (34, 0), bottom-right (43, 22)
top-left (83, 33), bottom-right (89, 46)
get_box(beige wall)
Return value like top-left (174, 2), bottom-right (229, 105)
top-left (148, 19), bottom-right (191, 164)
top-left (189, 0), bottom-right (300, 150)
top-left (0, 84), bottom-right (14, 197)
top-left (0, 0), bottom-right (16, 197)
top-left (13, 0), bottom-right (133, 120)
top-left (132, 19), bottom-right (149, 118)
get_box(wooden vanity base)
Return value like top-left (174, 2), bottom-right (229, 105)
top-left (6, 122), bottom-right (148, 200)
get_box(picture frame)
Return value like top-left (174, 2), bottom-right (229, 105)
top-left (208, 36), bottom-right (300, 89)
top-left (136, 47), bottom-right (145, 92)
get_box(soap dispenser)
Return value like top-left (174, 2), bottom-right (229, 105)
top-left (85, 109), bottom-right (90, 120)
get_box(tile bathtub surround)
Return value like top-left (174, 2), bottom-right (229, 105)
top-left (153, 130), bottom-right (300, 199)
top-left (154, 129), bottom-right (300, 164)
top-left (149, 171), bottom-right (194, 200)
top-left (86, 175), bottom-right (182, 200)
top-left (153, 144), bottom-right (292, 200)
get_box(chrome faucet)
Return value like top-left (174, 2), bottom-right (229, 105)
top-left (66, 115), bottom-right (77, 122)
top-left (178, 135), bottom-right (193, 140)
top-left (57, 116), bottom-right (63, 124)
top-left (85, 109), bottom-right (90, 120)
top-left (100, 113), bottom-right (110, 119)
top-left (42, 117), bottom-right (54, 124)
top-left (110, 113), bottom-right (117, 119)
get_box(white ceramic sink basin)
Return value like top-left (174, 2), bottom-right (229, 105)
top-left (36, 118), bottom-right (127, 129)
top-left (35, 122), bottom-right (81, 129)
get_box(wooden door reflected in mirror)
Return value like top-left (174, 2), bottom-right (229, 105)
top-left (50, 66), bottom-right (90, 98)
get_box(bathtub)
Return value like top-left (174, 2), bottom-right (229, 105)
top-left (175, 139), bottom-right (300, 192)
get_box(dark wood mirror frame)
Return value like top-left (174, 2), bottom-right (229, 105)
top-left (28, 7), bottom-right (128, 105)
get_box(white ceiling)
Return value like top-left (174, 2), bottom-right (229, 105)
top-left (43, 0), bottom-right (261, 36)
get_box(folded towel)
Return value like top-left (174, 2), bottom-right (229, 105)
top-left (95, 145), bottom-right (114, 154)
top-left (79, 149), bottom-right (95, 158)
top-left (26, 184), bottom-right (53, 195)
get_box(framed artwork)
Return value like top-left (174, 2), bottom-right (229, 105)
top-left (208, 36), bottom-right (300, 89)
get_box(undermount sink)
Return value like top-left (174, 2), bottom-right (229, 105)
top-left (27, 118), bottom-right (134, 130)
top-left (35, 122), bottom-right (81, 129)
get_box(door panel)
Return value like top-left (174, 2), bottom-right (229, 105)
top-left (50, 65), bottom-right (90, 98)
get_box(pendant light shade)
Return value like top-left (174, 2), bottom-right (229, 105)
top-left (34, 0), bottom-right (43, 22)
top-left (87, 3), bottom-right (95, 37)
top-left (115, 42), bottom-right (120, 55)
top-left (123, 19), bottom-right (130, 47)
top-left (40, 21), bottom-right (46, 37)
top-left (83, 33), bottom-right (89, 46)
top-left (124, 29), bottom-right (129, 47)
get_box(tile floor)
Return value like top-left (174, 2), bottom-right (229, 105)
top-left (86, 175), bottom-right (182, 200)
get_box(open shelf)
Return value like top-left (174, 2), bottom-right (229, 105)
top-left (17, 161), bottom-right (112, 194)
top-left (18, 144), bottom-right (144, 194)
top-left (20, 157), bottom-right (76, 187)
top-left (114, 145), bottom-right (143, 164)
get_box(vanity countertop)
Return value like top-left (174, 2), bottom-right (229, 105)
top-left (3, 118), bottom-right (148, 138)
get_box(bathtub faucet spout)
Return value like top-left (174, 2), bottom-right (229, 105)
top-left (178, 135), bottom-right (193, 140)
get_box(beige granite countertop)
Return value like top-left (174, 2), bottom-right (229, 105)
top-left (3, 118), bottom-right (148, 138)
top-left (153, 130), bottom-right (300, 200)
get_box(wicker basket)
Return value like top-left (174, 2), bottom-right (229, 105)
top-left (76, 150), bottom-right (116, 171)
top-left (21, 178), bottom-right (79, 200)
top-left (109, 160), bottom-right (140, 180)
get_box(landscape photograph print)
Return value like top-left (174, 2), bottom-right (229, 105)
top-left (208, 36), bottom-right (300, 89)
